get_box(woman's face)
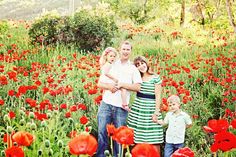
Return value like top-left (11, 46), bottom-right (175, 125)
top-left (135, 61), bottom-right (148, 73)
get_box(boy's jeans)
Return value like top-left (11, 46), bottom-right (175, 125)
top-left (96, 101), bottom-right (128, 157)
top-left (164, 143), bottom-right (184, 157)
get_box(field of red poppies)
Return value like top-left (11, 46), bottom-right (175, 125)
top-left (0, 20), bottom-right (236, 157)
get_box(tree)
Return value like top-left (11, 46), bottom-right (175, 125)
top-left (180, 0), bottom-right (185, 26)
top-left (226, 0), bottom-right (236, 33)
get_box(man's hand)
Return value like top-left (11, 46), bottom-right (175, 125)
top-left (108, 83), bottom-right (118, 93)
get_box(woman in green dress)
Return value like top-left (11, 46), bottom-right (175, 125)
top-left (119, 56), bottom-right (163, 155)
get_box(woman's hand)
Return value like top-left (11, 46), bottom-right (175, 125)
top-left (152, 114), bottom-right (158, 122)
top-left (116, 82), bottom-right (123, 89)
top-left (108, 83), bottom-right (118, 93)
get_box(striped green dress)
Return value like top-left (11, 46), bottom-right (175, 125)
top-left (127, 76), bottom-right (164, 144)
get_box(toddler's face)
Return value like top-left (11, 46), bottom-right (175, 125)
top-left (168, 101), bottom-right (180, 112)
top-left (107, 51), bottom-right (116, 63)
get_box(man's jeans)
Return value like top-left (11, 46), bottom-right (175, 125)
top-left (164, 143), bottom-right (184, 157)
top-left (96, 101), bottom-right (128, 157)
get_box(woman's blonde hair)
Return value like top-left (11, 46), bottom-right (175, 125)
top-left (133, 56), bottom-right (153, 77)
top-left (99, 47), bottom-right (118, 66)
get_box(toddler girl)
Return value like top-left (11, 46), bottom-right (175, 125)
top-left (99, 47), bottom-right (130, 111)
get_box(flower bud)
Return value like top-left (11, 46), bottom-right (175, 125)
top-left (29, 112), bottom-right (35, 119)
top-left (30, 123), bottom-right (37, 130)
top-left (68, 118), bottom-right (74, 123)
top-left (45, 139), bottom-right (50, 148)
top-left (125, 152), bottom-right (132, 157)
top-left (7, 126), bottom-right (13, 133)
top-left (57, 140), bottom-right (64, 148)
top-left (26, 122), bottom-right (31, 128)
top-left (19, 110), bottom-right (25, 116)
top-left (47, 112), bottom-right (52, 119)
top-left (1, 150), bottom-right (5, 157)
top-left (19, 119), bottom-right (25, 126)
top-left (40, 121), bottom-right (47, 128)
top-left (48, 148), bottom-right (53, 156)
top-left (3, 114), bottom-right (10, 122)
top-left (38, 149), bottom-right (43, 156)
top-left (54, 135), bottom-right (58, 141)
top-left (104, 150), bottom-right (110, 157)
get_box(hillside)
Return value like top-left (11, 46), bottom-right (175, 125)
top-left (0, 0), bottom-right (86, 20)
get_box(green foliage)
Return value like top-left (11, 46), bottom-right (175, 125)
top-left (72, 9), bottom-right (118, 51)
top-left (0, 20), bottom-right (9, 34)
top-left (28, 13), bottom-right (65, 46)
top-left (28, 6), bottom-right (118, 51)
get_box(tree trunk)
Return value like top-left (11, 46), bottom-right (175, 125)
top-left (226, 0), bottom-right (236, 34)
top-left (196, 0), bottom-right (205, 27)
top-left (180, 0), bottom-right (185, 27)
top-left (143, 0), bottom-right (148, 17)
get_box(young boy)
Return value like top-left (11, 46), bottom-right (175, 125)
top-left (157, 95), bottom-right (192, 157)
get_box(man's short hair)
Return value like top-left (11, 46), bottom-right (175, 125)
top-left (120, 40), bottom-right (132, 49)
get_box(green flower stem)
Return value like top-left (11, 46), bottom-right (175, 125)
top-left (110, 137), bottom-right (113, 157)
top-left (120, 145), bottom-right (124, 157)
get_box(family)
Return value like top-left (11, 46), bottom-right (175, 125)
top-left (97, 41), bottom-right (192, 157)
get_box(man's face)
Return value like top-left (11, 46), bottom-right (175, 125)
top-left (120, 44), bottom-right (132, 61)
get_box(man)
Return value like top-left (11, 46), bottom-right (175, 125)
top-left (97, 41), bottom-right (142, 157)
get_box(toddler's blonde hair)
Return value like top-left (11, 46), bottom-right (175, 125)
top-left (99, 47), bottom-right (117, 66)
top-left (167, 95), bottom-right (181, 104)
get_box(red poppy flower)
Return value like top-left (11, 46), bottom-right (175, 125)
top-left (0, 75), bottom-right (8, 85)
top-left (60, 103), bottom-right (67, 109)
top-left (0, 99), bottom-right (4, 106)
top-left (231, 119), bottom-right (236, 129)
top-left (8, 111), bottom-right (16, 119)
top-left (203, 119), bottom-right (229, 134)
top-left (70, 105), bottom-right (77, 112)
top-left (12, 131), bottom-right (34, 146)
top-left (210, 131), bottom-right (236, 152)
top-left (80, 116), bottom-right (89, 125)
top-left (88, 89), bottom-right (98, 95)
top-left (42, 87), bottom-right (49, 94)
top-left (65, 112), bottom-right (71, 118)
top-left (8, 90), bottom-right (15, 96)
top-left (68, 133), bottom-right (98, 156)
top-left (172, 147), bottom-right (194, 157)
top-left (77, 103), bottom-right (87, 110)
top-left (112, 126), bottom-right (134, 146)
top-left (94, 95), bottom-right (102, 105)
top-left (5, 146), bottom-right (24, 157)
top-left (131, 143), bottom-right (160, 157)
top-left (106, 124), bottom-right (116, 137)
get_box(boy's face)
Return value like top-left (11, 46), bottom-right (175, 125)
top-left (168, 101), bottom-right (180, 112)
top-left (120, 44), bottom-right (132, 61)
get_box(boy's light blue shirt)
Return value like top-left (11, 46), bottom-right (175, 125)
top-left (164, 111), bottom-right (192, 144)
